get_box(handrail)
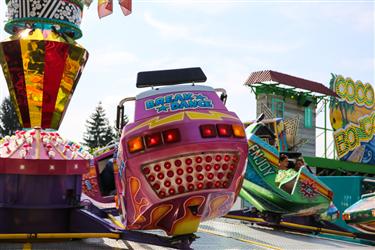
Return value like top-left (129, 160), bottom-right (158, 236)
top-left (116, 97), bottom-right (136, 131)
top-left (93, 143), bottom-right (117, 157)
top-left (214, 88), bottom-right (227, 104)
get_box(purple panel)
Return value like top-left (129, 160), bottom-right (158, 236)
top-left (0, 208), bottom-right (70, 233)
top-left (0, 174), bottom-right (82, 207)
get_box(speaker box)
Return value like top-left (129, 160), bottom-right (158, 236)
top-left (297, 95), bottom-right (313, 107)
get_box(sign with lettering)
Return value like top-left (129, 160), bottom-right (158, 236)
top-left (145, 92), bottom-right (213, 113)
top-left (248, 144), bottom-right (276, 177)
top-left (329, 74), bottom-right (375, 164)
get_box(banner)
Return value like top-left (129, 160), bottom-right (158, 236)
top-left (329, 74), bottom-right (375, 164)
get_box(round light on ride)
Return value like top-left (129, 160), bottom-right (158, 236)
top-left (217, 124), bottom-right (232, 137)
top-left (186, 166), bottom-right (193, 173)
top-left (196, 165), bottom-right (203, 172)
top-left (205, 156), bottom-right (212, 162)
top-left (205, 164), bottom-right (212, 171)
top-left (164, 180), bottom-right (171, 187)
top-left (145, 132), bottom-right (163, 148)
top-left (232, 124), bottom-right (246, 138)
top-left (174, 159), bottom-right (182, 167)
top-left (195, 156), bottom-right (202, 163)
top-left (154, 164), bottom-right (161, 172)
top-left (164, 161), bottom-right (171, 169)
top-left (167, 170), bottom-right (174, 177)
top-left (178, 186), bottom-right (185, 193)
top-left (142, 167), bottom-right (150, 175)
top-left (153, 183), bottom-right (160, 190)
top-left (185, 158), bottom-right (192, 165)
top-left (355, 81), bottom-right (365, 104)
top-left (168, 188), bottom-right (175, 195)
top-left (175, 178), bottom-right (183, 185)
top-left (177, 168), bottom-right (184, 175)
top-left (186, 175), bottom-right (193, 183)
top-left (346, 78), bottom-right (355, 103)
top-left (335, 76), bottom-right (347, 98)
top-left (128, 136), bottom-right (144, 153)
top-left (147, 175), bottom-right (155, 182)
top-left (162, 129), bottom-right (180, 143)
top-left (224, 155), bottom-right (231, 162)
top-left (364, 83), bottom-right (374, 107)
top-left (200, 124), bottom-right (217, 138)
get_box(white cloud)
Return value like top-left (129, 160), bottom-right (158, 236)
top-left (159, 0), bottom-right (234, 15)
top-left (278, 3), bottom-right (374, 33)
top-left (143, 11), bottom-right (302, 53)
top-left (143, 11), bottom-right (193, 38)
top-left (87, 49), bottom-right (138, 71)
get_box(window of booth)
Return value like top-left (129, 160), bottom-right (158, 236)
top-left (271, 98), bottom-right (284, 118)
top-left (304, 106), bottom-right (313, 128)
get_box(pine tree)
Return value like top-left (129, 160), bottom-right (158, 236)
top-left (0, 97), bottom-right (22, 137)
top-left (83, 102), bottom-right (116, 149)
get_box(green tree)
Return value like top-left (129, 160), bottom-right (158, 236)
top-left (83, 102), bottom-right (116, 149)
top-left (0, 97), bottom-right (22, 137)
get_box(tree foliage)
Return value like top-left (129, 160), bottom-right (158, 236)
top-left (83, 102), bottom-right (116, 149)
top-left (0, 97), bottom-right (21, 137)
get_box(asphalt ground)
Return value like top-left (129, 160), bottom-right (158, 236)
top-left (0, 218), bottom-right (372, 249)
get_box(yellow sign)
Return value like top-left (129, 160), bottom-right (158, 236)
top-left (330, 75), bottom-right (375, 163)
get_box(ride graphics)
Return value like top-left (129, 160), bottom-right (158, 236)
top-left (329, 74), bottom-right (375, 164)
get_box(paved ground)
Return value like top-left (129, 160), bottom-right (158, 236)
top-left (0, 218), bottom-right (372, 249)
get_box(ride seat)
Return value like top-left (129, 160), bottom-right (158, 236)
top-left (99, 160), bottom-right (116, 196)
top-left (278, 167), bottom-right (305, 195)
top-left (279, 176), bottom-right (298, 194)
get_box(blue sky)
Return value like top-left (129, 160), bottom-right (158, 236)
top-left (0, 0), bottom-right (374, 156)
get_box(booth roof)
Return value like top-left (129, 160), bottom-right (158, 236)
top-left (245, 70), bottom-right (338, 97)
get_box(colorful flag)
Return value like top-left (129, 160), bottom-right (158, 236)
top-left (98, 0), bottom-right (113, 18)
top-left (119, 0), bottom-right (132, 16)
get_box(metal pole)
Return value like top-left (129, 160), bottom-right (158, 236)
top-left (324, 99), bottom-right (327, 158)
top-left (331, 132), bottom-right (336, 160)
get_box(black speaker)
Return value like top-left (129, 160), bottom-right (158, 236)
top-left (297, 95), bottom-right (313, 107)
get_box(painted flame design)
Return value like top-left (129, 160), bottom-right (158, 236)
top-left (128, 176), bottom-right (150, 226)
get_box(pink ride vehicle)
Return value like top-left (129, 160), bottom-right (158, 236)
top-left (114, 67), bottom-right (248, 236)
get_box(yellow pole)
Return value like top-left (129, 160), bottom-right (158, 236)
top-left (0, 233), bottom-right (120, 240)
